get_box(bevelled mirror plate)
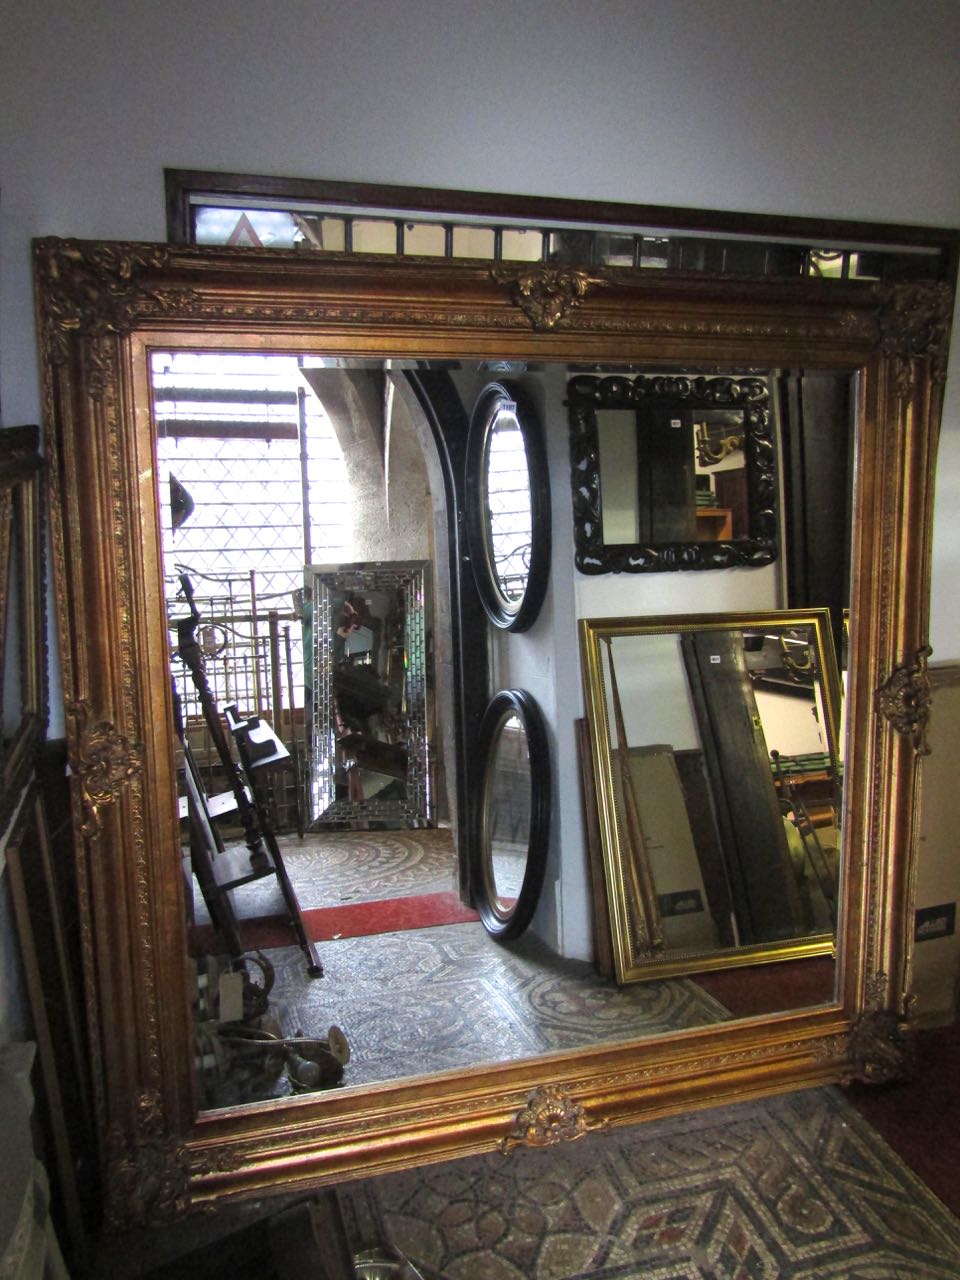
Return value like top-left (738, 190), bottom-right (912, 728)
top-left (33, 235), bottom-right (952, 1224)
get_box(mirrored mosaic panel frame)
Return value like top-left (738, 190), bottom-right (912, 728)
top-left (307, 560), bottom-right (431, 826)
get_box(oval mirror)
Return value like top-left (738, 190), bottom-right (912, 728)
top-left (465, 382), bottom-right (550, 631)
top-left (473, 688), bottom-right (550, 939)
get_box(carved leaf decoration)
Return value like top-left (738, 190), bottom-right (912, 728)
top-left (879, 281), bottom-right (954, 392)
top-left (105, 1091), bottom-right (245, 1228)
top-left (104, 1093), bottom-right (190, 1229)
top-left (491, 266), bottom-right (608, 330)
top-left (875, 645), bottom-right (932, 755)
top-left (499, 1084), bottom-right (607, 1154)
top-left (35, 240), bottom-right (197, 395)
top-left (842, 1007), bottom-right (917, 1086)
top-left (69, 699), bottom-right (144, 837)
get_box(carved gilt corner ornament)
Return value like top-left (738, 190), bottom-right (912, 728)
top-left (104, 1092), bottom-right (242, 1228)
top-left (34, 239), bottom-right (195, 395)
top-left (68, 699), bottom-right (144, 837)
top-left (878, 281), bottom-right (955, 396)
top-left (499, 1085), bottom-right (608, 1155)
top-left (104, 1093), bottom-right (193, 1229)
top-left (842, 978), bottom-right (917, 1086)
top-left (492, 265), bottom-right (608, 330)
top-left (875, 645), bottom-right (933, 755)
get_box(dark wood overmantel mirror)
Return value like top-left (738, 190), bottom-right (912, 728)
top-left (33, 230), bottom-right (954, 1227)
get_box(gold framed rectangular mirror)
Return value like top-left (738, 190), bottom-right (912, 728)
top-left (579, 609), bottom-right (841, 984)
top-left (33, 237), bottom-right (951, 1225)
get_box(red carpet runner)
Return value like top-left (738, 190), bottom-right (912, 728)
top-left (191, 891), bottom-right (479, 954)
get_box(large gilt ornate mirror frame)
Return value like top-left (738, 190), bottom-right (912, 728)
top-left (33, 236), bottom-right (952, 1227)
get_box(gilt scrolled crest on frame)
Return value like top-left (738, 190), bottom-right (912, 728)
top-left (878, 280), bottom-right (955, 393)
top-left (875, 645), bottom-right (933, 756)
top-left (67, 699), bottom-right (144, 839)
top-left (32, 227), bottom-right (955, 1226)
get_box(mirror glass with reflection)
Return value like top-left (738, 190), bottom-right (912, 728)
top-left (464, 381), bottom-right (551, 632)
top-left (483, 713), bottom-right (530, 912)
top-left (305, 561), bottom-right (431, 827)
top-left (472, 688), bottom-right (550, 941)
top-left (34, 229), bottom-right (952, 1212)
top-left (580, 610), bottom-right (842, 985)
top-left (152, 349), bottom-right (850, 1111)
top-left (478, 400), bottom-right (532, 608)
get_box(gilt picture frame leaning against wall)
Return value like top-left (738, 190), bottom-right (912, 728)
top-left (32, 229), bottom-right (954, 1225)
top-left (579, 609), bottom-right (842, 984)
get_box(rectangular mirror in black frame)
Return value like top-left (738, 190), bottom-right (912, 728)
top-left (568, 373), bottom-right (778, 574)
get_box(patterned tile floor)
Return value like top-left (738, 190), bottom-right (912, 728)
top-left (267, 926), bottom-right (731, 1090)
top-left (195, 830), bottom-right (735, 1105)
top-left (140, 832), bottom-right (958, 1276)
top-left (199, 828), bottom-right (460, 922)
top-left (337, 1086), bottom-right (960, 1278)
top-left (99, 1084), bottom-right (960, 1279)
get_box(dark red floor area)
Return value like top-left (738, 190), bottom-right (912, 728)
top-left (695, 955), bottom-right (836, 1018)
top-left (846, 1022), bottom-right (960, 1218)
top-left (696, 962), bottom-right (960, 1219)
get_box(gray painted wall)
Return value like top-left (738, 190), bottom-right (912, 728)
top-left (1, 0), bottom-right (958, 1013)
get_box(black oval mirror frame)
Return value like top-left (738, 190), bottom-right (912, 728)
top-left (472, 688), bottom-right (550, 940)
top-left (464, 382), bottom-right (551, 632)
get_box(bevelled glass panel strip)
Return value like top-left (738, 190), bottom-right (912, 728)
top-left (189, 200), bottom-right (946, 282)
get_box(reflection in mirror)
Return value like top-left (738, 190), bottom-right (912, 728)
top-left (478, 399), bottom-right (531, 606)
top-left (484, 714), bottom-right (528, 912)
top-left (580, 610), bottom-right (841, 984)
top-left (153, 350), bottom-right (806, 1114)
top-left (0, 425), bottom-right (46, 837)
top-left (595, 406), bottom-right (747, 545)
top-left (153, 351), bottom-right (451, 1107)
top-left (569, 373), bottom-right (777, 572)
top-left (473, 689), bottom-right (549, 940)
top-left (305, 561), bottom-right (431, 827)
top-left (465, 382), bottom-right (551, 631)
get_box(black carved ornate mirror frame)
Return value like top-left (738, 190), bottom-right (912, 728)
top-left (568, 372), bottom-right (777, 574)
top-left (32, 230), bottom-right (955, 1228)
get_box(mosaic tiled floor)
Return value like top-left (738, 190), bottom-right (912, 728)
top-left (194, 831), bottom-right (829, 1107)
top-left (263, 927), bottom-right (731, 1090)
top-left (337, 1086), bottom-right (960, 1278)
top-left (202, 928), bottom-right (731, 1106)
top-left (197, 828), bottom-right (458, 923)
top-left (98, 1084), bottom-right (960, 1279)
